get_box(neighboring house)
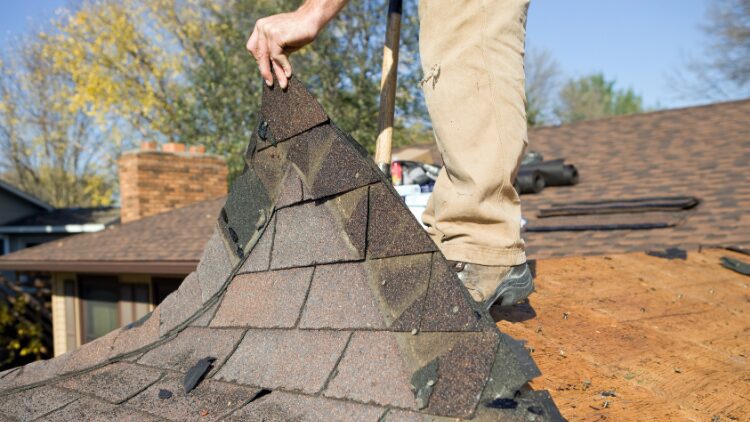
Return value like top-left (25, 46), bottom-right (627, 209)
top-left (1, 100), bottom-right (749, 356)
top-left (0, 142), bottom-right (227, 355)
top-left (0, 180), bottom-right (120, 281)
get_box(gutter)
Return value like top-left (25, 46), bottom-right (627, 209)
top-left (0, 224), bottom-right (106, 234)
top-left (0, 260), bottom-right (197, 275)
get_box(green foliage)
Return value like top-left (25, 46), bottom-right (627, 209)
top-left (0, 277), bottom-right (51, 370)
top-left (555, 73), bottom-right (644, 123)
top-left (0, 33), bottom-right (115, 207)
top-left (39, 0), bottom-right (428, 182)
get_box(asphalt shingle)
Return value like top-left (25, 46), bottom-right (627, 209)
top-left (324, 331), bottom-right (417, 409)
top-left (125, 375), bottom-right (259, 421)
top-left (138, 327), bottom-right (244, 376)
top-left (299, 262), bottom-right (385, 330)
top-left (0, 76), bottom-right (558, 421)
top-left (226, 391), bottom-right (385, 421)
top-left (59, 362), bottom-right (162, 404)
top-left (215, 329), bottom-right (350, 394)
top-left (211, 268), bottom-right (313, 328)
top-left (367, 183), bottom-right (438, 259)
top-left (0, 386), bottom-right (78, 421)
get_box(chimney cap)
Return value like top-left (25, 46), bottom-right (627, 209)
top-left (163, 142), bottom-right (187, 153)
top-left (140, 141), bottom-right (158, 151)
top-left (189, 145), bottom-right (206, 155)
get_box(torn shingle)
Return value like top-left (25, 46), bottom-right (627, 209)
top-left (270, 194), bottom-right (366, 269)
top-left (261, 78), bottom-right (328, 141)
top-left (0, 76), bottom-right (559, 421)
top-left (183, 356), bottom-right (216, 394)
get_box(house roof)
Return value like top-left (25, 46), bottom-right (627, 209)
top-left (0, 199), bottom-right (222, 274)
top-left (0, 179), bottom-right (53, 212)
top-left (0, 207), bottom-right (121, 235)
top-left (0, 78), bottom-right (560, 421)
top-left (395, 99), bottom-right (750, 259)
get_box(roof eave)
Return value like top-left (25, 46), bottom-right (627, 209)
top-left (0, 224), bottom-right (107, 234)
top-left (0, 260), bottom-right (197, 275)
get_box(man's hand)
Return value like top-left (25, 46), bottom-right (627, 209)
top-left (247, 0), bottom-right (349, 89)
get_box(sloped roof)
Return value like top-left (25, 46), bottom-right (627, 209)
top-left (0, 199), bottom-right (222, 274)
top-left (0, 179), bottom-right (53, 212)
top-left (395, 99), bottom-right (750, 258)
top-left (0, 79), bottom-right (562, 420)
top-left (2, 207), bottom-right (120, 227)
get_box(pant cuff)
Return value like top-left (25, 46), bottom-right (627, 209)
top-left (438, 243), bottom-right (527, 267)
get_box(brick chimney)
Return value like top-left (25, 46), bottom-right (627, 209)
top-left (118, 142), bottom-right (228, 224)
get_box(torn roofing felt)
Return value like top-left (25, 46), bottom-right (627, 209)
top-left (0, 77), bottom-right (563, 421)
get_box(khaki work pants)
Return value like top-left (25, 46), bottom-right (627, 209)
top-left (419, 0), bottom-right (530, 266)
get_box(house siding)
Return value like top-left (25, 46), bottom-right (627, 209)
top-left (51, 272), bottom-right (181, 356)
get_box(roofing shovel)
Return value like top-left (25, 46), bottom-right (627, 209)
top-left (374, 0), bottom-right (403, 180)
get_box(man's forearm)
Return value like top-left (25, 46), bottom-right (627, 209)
top-left (297, 0), bottom-right (350, 35)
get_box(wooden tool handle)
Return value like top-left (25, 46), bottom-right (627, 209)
top-left (374, 0), bottom-right (403, 177)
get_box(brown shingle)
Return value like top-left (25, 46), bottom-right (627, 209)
top-left (226, 391), bottom-right (385, 421)
top-left (138, 327), bottom-right (244, 375)
top-left (214, 329), bottom-right (350, 394)
top-left (299, 262), bottom-right (386, 330)
top-left (367, 184), bottom-right (438, 259)
top-left (0, 76), bottom-right (556, 421)
top-left (59, 362), bottom-right (162, 404)
top-left (324, 331), bottom-right (417, 408)
top-left (125, 375), bottom-right (259, 420)
top-left (211, 268), bottom-right (313, 328)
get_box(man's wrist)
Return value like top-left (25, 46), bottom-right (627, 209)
top-left (296, 3), bottom-right (330, 36)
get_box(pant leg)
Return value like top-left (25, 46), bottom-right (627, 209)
top-left (419, 0), bottom-right (530, 266)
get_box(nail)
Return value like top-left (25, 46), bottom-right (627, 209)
top-left (265, 79), bottom-right (272, 86)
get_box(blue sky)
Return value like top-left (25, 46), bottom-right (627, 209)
top-left (1, 0), bottom-right (712, 108)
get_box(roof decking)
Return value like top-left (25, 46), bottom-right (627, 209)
top-left (0, 78), bottom-right (562, 421)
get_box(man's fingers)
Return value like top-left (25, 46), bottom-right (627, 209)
top-left (254, 31), bottom-right (274, 86)
top-left (273, 54), bottom-right (293, 79)
top-left (246, 29), bottom-right (258, 57)
top-left (258, 53), bottom-right (273, 86)
top-left (272, 58), bottom-right (288, 89)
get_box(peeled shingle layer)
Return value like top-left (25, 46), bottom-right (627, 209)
top-left (0, 77), bottom-right (562, 421)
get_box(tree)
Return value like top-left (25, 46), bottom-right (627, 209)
top-left (525, 48), bottom-right (562, 127)
top-left (0, 33), bottom-right (114, 207)
top-left (0, 275), bottom-right (52, 369)
top-left (672, 0), bottom-right (750, 101)
top-left (555, 73), bottom-right (643, 123)
top-left (44, 0), bottom-right (428, 180)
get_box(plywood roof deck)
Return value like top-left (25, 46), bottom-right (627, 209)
top-left (495, 248), bottom-right (750, 421)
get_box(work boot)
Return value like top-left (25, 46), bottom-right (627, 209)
top-left (450, 261), bottom-right (535, 310)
